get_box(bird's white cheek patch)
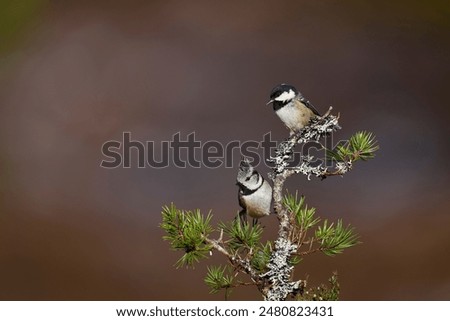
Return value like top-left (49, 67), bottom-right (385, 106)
top-left (274, 89), bottom-right (296, 102)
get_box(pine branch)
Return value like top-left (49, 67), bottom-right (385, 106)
top-left (264, 112), bottom-right (376, 300)
top-left (161, 108), bottom-right (378, 300)
top-left (265, 113), bottom-right (340, 300)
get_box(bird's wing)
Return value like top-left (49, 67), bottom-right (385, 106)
top-left (238, 189), bottom-right (246, 210)
top-left (299, 95), bottom-right (321, 116)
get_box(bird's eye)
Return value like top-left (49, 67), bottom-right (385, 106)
top-left (245, 177), bottom-right (250, 181)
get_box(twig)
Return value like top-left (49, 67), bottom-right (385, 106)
top-left (204, 236), bottom-right (261, 283)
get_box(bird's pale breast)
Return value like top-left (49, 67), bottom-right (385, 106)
top-left (275, 100), bottom-right (315, 133)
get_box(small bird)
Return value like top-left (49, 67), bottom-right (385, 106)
top-left (236, 158), bottom-right (272, 225)
top-left (267, 84), bottom-right (321, 135)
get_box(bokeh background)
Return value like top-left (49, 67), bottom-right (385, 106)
top-left (0, 0), bottom-right (449, 300)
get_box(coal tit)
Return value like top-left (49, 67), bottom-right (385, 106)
top-left (267, 84), bottom-right (321, 135)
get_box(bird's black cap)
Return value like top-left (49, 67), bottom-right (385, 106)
top-left (268, 84), bottom-right (298, 101)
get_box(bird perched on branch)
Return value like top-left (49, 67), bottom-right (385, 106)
top-left (267, 84), bottom-right (321, 135)
top-left (236, 158), bottom-right (272, 225)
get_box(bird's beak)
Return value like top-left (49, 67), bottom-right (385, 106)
top-left (266, 99), bottom-right (274, 105)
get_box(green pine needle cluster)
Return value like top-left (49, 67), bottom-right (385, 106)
top-left (328, 131), bottom-right (379, 162)
top-left (220, 219), bottom-right (273, 274)
top-left (219, 220), bottom-right (263, 251)
top-left (204, 221), bottom-right (273, 294)
top-left (283, 192), bottom-right (359, 258)
top-left (161, 203), bottom-right (213, 268)
top-left (250, 241), bottom-right (272, 272)
top-left (284, 192), bottom-right (320, 230)
top-left (204, 265), bottom-right (234, 294)
top-left (316, 219), bottom-right (360, 256)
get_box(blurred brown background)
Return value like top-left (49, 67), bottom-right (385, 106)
top-left (0, 0), bottom-right (449, 300)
